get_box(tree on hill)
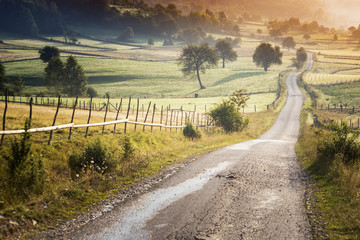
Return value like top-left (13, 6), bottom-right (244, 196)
top-left (63, 56), bottom-right (88, 97)
top-left (178, 43), bottom-right (218, 89)
top-left (252, 43), bottom-right (283, 71)
top-left (282, 36), bottom-right (296, 49)
top-left (0, 61), bottom-right (7, 94)
top-left (215, 40), bottom-right (238, 68)
top-left (39, 46), bottom-right (60, 63)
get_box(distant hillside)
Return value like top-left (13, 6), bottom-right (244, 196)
top-left (145, 0), bottom-right (323, 20)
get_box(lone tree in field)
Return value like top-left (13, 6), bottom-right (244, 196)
top-left (63, 56), bottom-right (88, 97)
top-left (282, 36), bottom-right (296, 49)
top-left (178, 43), bottom-right (218, 89)
top-left (215, 40), bottom-right (238, 68)
top-left (39, 46), bottom-right (60, 63)
top-left (252, 43), bottom-right (283, 71)
top-left (0, 61), bottom-right (7, 93)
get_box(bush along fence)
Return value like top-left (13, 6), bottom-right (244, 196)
top-left (0, 91), bottom-right (216, 145)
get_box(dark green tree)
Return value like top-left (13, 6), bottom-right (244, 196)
top-left (148, 38), bottom-right (154, 46)
top-left (178, 43), bottom-right (218, 89)
top-left (296, 47), bottom-right (307, 63)
top-left (118, 27), bottom-right (134, 42)
top-left (215, 40), bottom-right (238, 68)
top-left (282, 36), bottom-right (296, 49)
top-left (252, 43), bottom-right (283, 71)
top-left (63, 56), bottom-right (88, 97)
top-left (44, 56), bottom-right (64, 95)
top-left (39, 46), bottom-right (60, 63)
top-left (12, 75), bottom-right (24, 96)
top-left (0, 61), bottom-right (7, 93)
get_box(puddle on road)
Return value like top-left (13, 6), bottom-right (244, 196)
top-left (225, 139), bottom-right (287, 151)
top-left (93, 161), bottom-right (231, 240)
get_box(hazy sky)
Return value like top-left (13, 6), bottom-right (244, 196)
top-left (322, 0), bottom-right (360, 27)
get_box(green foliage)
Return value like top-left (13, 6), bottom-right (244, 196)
top-left (5, 120), bottom-right (44, 198)
top-left (252, 43), bottom-right (283, 71)
top-left (282, 36), bottom-right (296, 49)
top-left (68, 139), bottom-right (115, 176)
top-left (87, 86), bottom-right (98, 97)
top-left (12, 75), bottom-right (25, 96)
top-left (229, 89), bottom-right (250, 110)
top-left (44, 56), bottom-right (64, 95)
top-left (39, 46), bottom-right (60, 63)
top-left (215, 40), bottom-right (238, 68)
top-left (0, 60), bottom-right (7, 93)
top-left (122, 135), bottom-right (135, 161)
top-left (148, 38), bottom-right (154, 46)
top-left (296, 47), bottom-right (307, 63)
top-left (183, 121), bottom-right (202, 140)
top-left (178, 43), bottom-right (219, 89)
top-left (118, 27), bottom-right (134, 42)
top-left (317, 122), bottom-right (360, 165)
top-left (64, 56), bottom-right (88, 97)
top-left (209, 100), bottom-right (248, 133)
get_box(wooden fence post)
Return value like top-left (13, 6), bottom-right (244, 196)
top-left (124, 97), bottom-right (131, 133)
top-left (151, 104), bottom-right (156, 132)
top-left (85, 97), bottom-right (93, 138)
top-left (68, 96), bottom-right (78, 140)
top-left (143, 101), bottom-right (151, 132)
top-left (134, 99), bottom-right (140, 131)
top-left (160, 106), bottom-right (163, 131)
top-left (170, 110), bottom-right (173, 132)
top-left (102, 97), bottom-right (110, 134)
top-left (48, 96), bottom-right (61, 145)
top-left (1, 90), bottom-right (8, 145)
top-left (165, 107), bottom-right (169, 132)
top-left (175, 111), bottom-right (179, 132)
top-left (114, 98), bottom-right (123, 133)
top-left (29, 97), bottom-right (33, 124)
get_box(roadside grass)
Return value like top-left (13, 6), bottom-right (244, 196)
top-left (297, 70), bottom-right (360, 239)
top-left (297, 107), bottom-right (360, 239)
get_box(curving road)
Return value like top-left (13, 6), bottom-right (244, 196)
top-left (50, 54), bottom-right (314, 240)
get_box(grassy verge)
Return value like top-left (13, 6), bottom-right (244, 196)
top-left (296, 77), bottom-right (360, 239)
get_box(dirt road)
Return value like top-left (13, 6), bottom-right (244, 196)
top-left (41, 55), bottom-right (314, 240)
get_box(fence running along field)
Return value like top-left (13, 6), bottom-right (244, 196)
top-left (0, 93), bottom-right (218, 145)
